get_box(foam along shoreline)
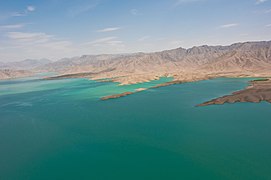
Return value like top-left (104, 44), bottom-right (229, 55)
top-left (197, 78), bottom-right (271, 106)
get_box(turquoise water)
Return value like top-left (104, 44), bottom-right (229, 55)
top-left (0, 77), bottom-right (271, 179)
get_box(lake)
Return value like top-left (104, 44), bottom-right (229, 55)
top-left (0, 76), bottom-right (270, 179)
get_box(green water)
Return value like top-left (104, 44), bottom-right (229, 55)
top-left (0, 76), bottom-right (271, 180)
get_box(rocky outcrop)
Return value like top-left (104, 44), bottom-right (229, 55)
top-left (197, 79), bottom-right (271, 106)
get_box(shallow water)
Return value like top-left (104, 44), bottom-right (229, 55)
top-left (0, 77), bottom-right (270, 179)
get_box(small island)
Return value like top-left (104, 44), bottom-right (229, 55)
top-left (101, 92), bottom-right (134, 100)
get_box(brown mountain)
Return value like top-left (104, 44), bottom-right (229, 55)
top-left (39, 41), bottom-right (271, 85)
top-left (0, 69), bottom-right (32, 80)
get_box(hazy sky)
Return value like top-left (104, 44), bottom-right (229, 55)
top-left (0, 0), bottom-right (270, 61)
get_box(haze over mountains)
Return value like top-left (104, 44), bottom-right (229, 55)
top-left (0, 59), bottom-right (51, 70)
top-left (0, 41), bottom-right (271, 82)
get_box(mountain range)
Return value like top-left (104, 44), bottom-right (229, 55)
top-left (40, 41), bottom-right (271, 84)
top-left (0, 41), bottom-right (271, 82)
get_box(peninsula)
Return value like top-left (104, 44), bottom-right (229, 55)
top-left (197, 78), bottom-right (271, 106)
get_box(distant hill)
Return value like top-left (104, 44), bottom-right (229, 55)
top-left (38, 54), bottom-right (131, 72)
